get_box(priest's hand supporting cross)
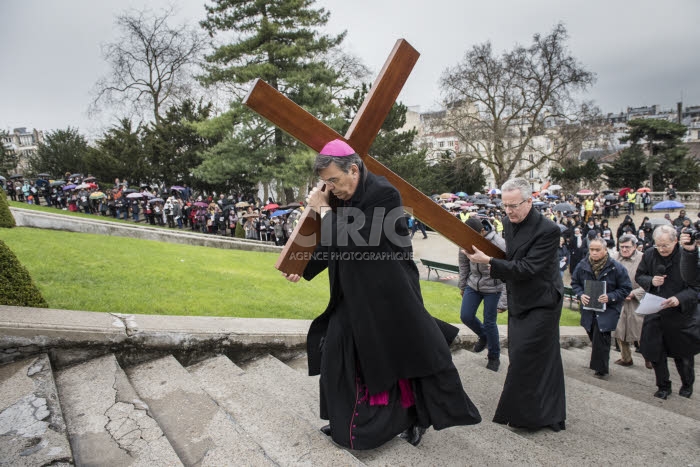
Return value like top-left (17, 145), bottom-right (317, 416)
top-left (243, 39), bottom-right (505, 275)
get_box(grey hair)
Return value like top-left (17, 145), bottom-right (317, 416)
top-left (588, 237), bottom-right (608, 249)
top-left (501, 178), bottom-right (531, 201)
top-left (313, 154), bottom-right (363, 176)
top-left (653, 224), bottom-right (677, 242)
top-left (618, 234), bottom-right (638, 245)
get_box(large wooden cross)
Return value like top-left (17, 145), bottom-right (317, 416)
top-left (243, 39), bottom-right (505, 275)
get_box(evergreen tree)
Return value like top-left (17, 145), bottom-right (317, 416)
top-left (87, 119), bottom-right (147, 184)
top-left (0, 130), bottom-right (19, 177)
top-left (30, 127), bottom-right (90, 177)
top-left (0, 188), bottom-right (16, 228)
top-left (0, 239), bottom-right (47, 308)
top-left (195, 0), bottom-right (351, 203)
top-left (620, 118), bottom-right (699, 191)
top-left (142, 99), bottom-right (218, 190)
top-left (603, 145), bottom-right (647, 189)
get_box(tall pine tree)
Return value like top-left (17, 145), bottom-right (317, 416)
top-left (196, 0), bottom-right (353, 202)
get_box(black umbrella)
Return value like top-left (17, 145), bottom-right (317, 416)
top-left (603, 194), bottom-right (618, 201)
top-left (601, 189), bottom-right (615, 194)
top-left (122, 188), bottom-right (138, 195)
top-left (83, 176), bottom-right (96, 182)
top-left (552, 202), bottom-right (576, 212)
top-left (9, 174), bottom-right (23, 179)
top-left (69, 173), bottom-right (82, 178)
top-left (473, 199), bottom-right (488, 205)
top-left (36, 173), bottom-right (51, 178)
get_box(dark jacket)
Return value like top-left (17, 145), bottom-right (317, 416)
top-left (490, 208), bottom-right (564, 317)
top-left (303, 168), bottom-right (458, 394)
top-left (635, 245), bottom-right (699, 359)
top-left (571, 256), bottom-right (633, 332)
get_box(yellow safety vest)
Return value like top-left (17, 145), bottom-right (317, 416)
top-left (627, 192), bottom-right (637, 203)
top-left (584, 199), bottom-right (594, 211)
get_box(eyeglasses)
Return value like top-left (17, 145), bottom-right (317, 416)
top-left (502, 199), bottom-right (528, 210)
top-left (654, 242), bottom-right (677, 250)
top-left (619, 245), bottom-right (635, 249)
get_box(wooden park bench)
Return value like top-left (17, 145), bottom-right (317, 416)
top-left (421, 259), bottom-right (459, 280)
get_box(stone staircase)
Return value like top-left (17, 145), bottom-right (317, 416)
top-left (2, 346), bottom-right (699, 466)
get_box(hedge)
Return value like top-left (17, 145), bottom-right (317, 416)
top-left (0, 188), bottom-right (15, 228)
top-left (0, 239), bottom-right (48, 307)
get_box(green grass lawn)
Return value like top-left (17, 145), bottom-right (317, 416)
top-left (0, 226), bottom-right (581, 325)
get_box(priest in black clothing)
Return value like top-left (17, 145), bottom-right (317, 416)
top-left (466, 177), bottom-right (567, 432)
top-left (283, 139), bottom-right (480, 450)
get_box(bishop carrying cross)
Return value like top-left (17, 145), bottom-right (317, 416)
top-left (243, 39), bottom-right (487, 450)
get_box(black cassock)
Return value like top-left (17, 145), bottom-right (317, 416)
top-left (489, 208), bottom-right (567, 429)
top-left (303, 168), bottom-right (480, 450)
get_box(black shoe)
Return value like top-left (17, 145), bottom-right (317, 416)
top-left (473, 337), bottom-right (487, 353)
top-left (679, 385), bottom-right (693, 398)
top-left (486, 358), bottom-right (500, 372)
top-left (399, 425), bottom-right (427, 446)
top-left (593, 371), bottom-right (608, 380)
top-left (320, 424), bottom-right (331, 436)
top-left (654, 388), bottom-right (672, 400)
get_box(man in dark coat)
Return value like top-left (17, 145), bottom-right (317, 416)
top-left (466, 177), bottom-right (566, 432)
top-left (571, 237), bottom-right (632, 378)
top-left (283, 139), bottom-right (480, 450)
top-left (636, 225), bottom-right (699, 399)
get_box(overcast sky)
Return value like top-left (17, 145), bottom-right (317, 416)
top-left (1, 0), bottom-right (699, 137)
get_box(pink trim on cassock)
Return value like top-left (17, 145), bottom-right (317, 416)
top-left (367, 378), bottom-right (415, 408)
top-left (398, 379), bottom-right (415, 408)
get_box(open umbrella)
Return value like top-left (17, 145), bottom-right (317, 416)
top-left (122, 188), bottom-right (137, 195)
top-left (263, 203), bottom-right (279, 211)
top-left (455, 191), bottom-right (468, 198)
top-left (83, 176), bottom-right (96, 182)
top-left (604, 194), bottom-right (618, 201)
top-left (618, 187), bottom-right (633, 196)
top-left (235, 201), bottom-right (250, 208)
top-left (170, 185), bottom-right (185, 191)
top-left (126, 192), bottom-right (143, 199)
top-left (652, 200), bottom-right (685, 210)
top-left (489, 188), bottom-right (501, 195)
top-left (558, 224), bottom-right (568, 233)
top-left (9, 174), bottom-right (23, 179)
top-left (34, 179), bottom-right (49, 187)
top-left (549, 184), bottom-right (562, 191)
top-left (62, 184), bottom-right (76, 191)
top-left (637, 187), bottom-right (651, 193)
top-left (75, 183), bottom-right (89, 189)
top-left (553, 202), bottom-right (576, 212)
top-left (140, 191), bottom-right (155, 198)
top-left (271, 209), bottom-right (291, 218)
top-left (576, 189), bottom-right (594, 196)
top-left (69, 173), bottom-right (82, 179)
top-left (601, 189), bottom-right (615, 194)
top-left (148, 198), bottom-right (164, 204)
top-left (36, 173), bottom-right (51, 178)
top-left (545, 194), bottom-right (559, 199)
top-left (89, 191), bottom-right (106, 200)
top-left (86, 182), bottom-right (98, 189)
top-left (194, 201), bottom-right (209, 208)
top-left (50, 180), bottom-right (66, 186)
top-left (439, 193), bottom-right (454, 199)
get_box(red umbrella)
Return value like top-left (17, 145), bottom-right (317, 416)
top-left (263, 203), bottom-right (279, 211)
top-left (636, 187), bottom-right (651, 193)
top-left (576, 189), bottom-right (594, 196)
top-left (618, 187), bottom-right (632, 196)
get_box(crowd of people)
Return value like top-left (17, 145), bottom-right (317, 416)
top-left (2, 174), bottom-right (303, 246)
top-left (457, 187), bottom-right (699, 404)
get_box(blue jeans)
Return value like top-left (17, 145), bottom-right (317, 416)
top-left (460, 286), bottom-right (501, 359)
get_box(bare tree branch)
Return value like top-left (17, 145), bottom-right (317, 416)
top-left (90, 7), bottom-right (206, 125)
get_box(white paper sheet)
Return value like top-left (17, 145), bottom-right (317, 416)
top-left (635, 293), bottom-right (666, 315)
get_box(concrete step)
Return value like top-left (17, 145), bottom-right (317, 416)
top-left (54, 353), bottom-right (182, 466)
top-left (560, 347), bottom-right (700, 421)
top-left (239, 354), bottom-right (435, 466)
top-left (125, 355), bottom-right (274, 466)
top-left (187, 355), bottom-right (364, 466)
top-left (0, 354), bottom-right (73, 466)
top-left (459, 349), bottom-right (700, 465)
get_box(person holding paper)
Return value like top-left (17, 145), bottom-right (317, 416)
top-left (635, 225), bottom-right (699, 399)
top-left (572, 237), bottom-right (633, 378)
top-left (612, 234), bottom-right (647, 367)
